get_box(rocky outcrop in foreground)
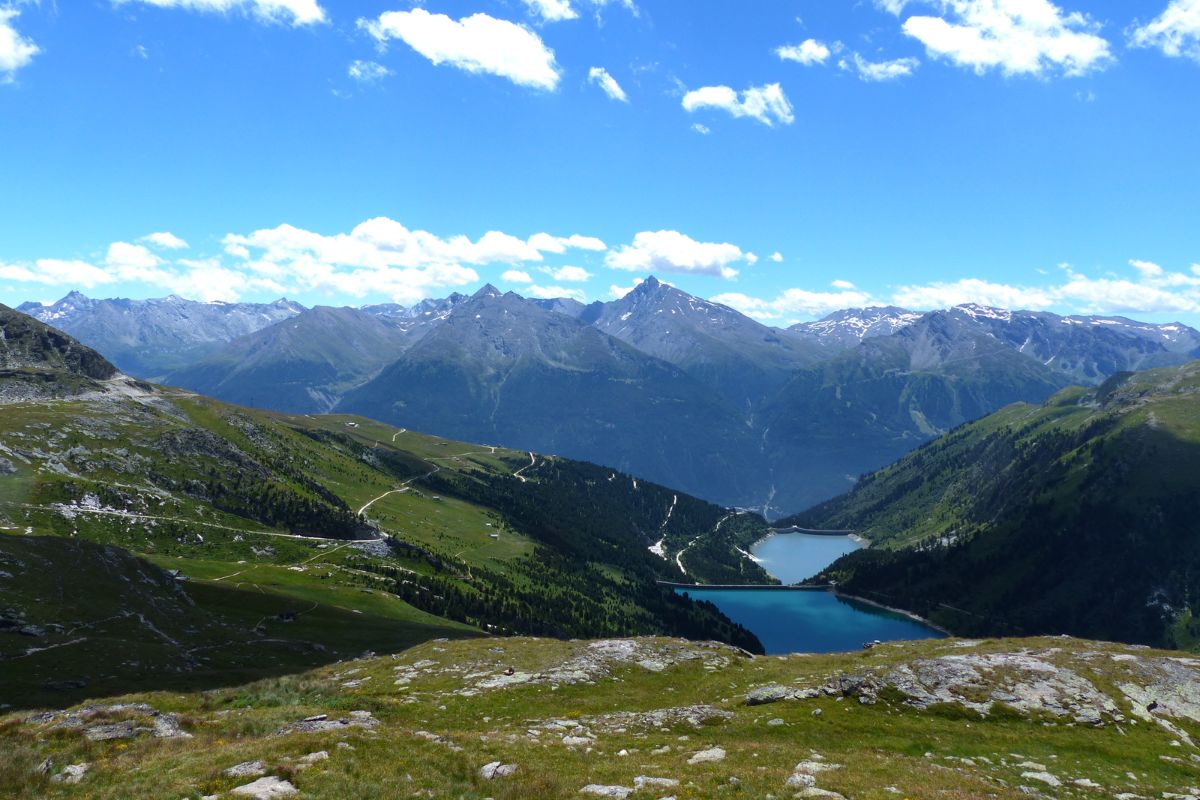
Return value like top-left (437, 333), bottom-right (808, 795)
top-left (8, 635), bottom-right (1200, 799)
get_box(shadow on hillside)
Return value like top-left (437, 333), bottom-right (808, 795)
top-left (0, 535), bottom-right (478, 712)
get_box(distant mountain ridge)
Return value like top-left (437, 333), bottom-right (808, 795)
top-left (18, 284), bottom-right (1200, 515)
top-left (17, 291), bottom-right (303, 377)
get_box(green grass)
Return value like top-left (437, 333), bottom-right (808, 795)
top-left (3, 634), bottom-right (1198, 799)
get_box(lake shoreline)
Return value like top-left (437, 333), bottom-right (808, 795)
top-left (832, 590), bottom-right (954, 637)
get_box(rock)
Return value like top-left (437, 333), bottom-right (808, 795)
top-left (230, 776), bottom-right (299, 798)
top-left (687, 746), bottom-right (726, 764)
top-left (785, 773), bottom-right (816, 788)
top-left (795, 790), bottom-right (846, 799)
top-left (747, 685), bottom-right (793, 705)
top-left (34, 757), bottom-right (52, 776)
top-left (1020, 771), bottom-right (1062, 787)
top-left (479, 761), bottom-right (518, 779)
top-left (563, 736), bottom-right (594, 747)
top-left (51, 763), bottom-right (89, 784)
top-left (153, 713), bottom-right (192, 739)
top-left (767, 718), bottom-right (785, 726)
top-left (580, 785), bottom-right (632, 798)
top-left (223, 761), bottom-right (267, 779)
top-left (274, 710), bottom-right (377, 736)
top-left (298, 751), bottom-right (329, 767)
top-left (84, 721), bottom-right (138, 741)
top-left (634, 776), bottom-right (680, 789)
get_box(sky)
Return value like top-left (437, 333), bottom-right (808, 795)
top-left (1, 0), bottom-right (1199, 326)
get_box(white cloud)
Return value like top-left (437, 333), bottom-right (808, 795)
top-left (893, 262), bottom-right (1200, 314)
top-left (528, 233), bottom-right (607, 253)
top-left (502, 269), bottom-right (534, 284)
top-left (588, 67), bottom-right (628, 102)
top-left (544, 265), bottom-right (592, 282)
top-left (362, 9), bottom-right (560, 91)
top-left (681, 83), bottom-right (794, 127)
top-left (112, 0), bottom-right (326, 26)
top-left (888, 0), bottom-right (1112, 77)
top-left (831, 279), bottom-right (857, 290)
top-left (140, 232), bottom-right (190, 250)
top-left (849, 53), bottom-right (920, 81)
top-left (776, 39), bottom-right (832, 65)
top-left (606, 231), bottom-right (748, 280)
top-left (712, 287), bottom-right (878, 321)
top-left (609, 279), bottom-right (643, 298)
top-left (349, 60), bottom-right (393, 82)
top-left (892, 278), bottom-right (1056, 310)
top-left (0, 8), bottom-right (39, 81)
top-left (107, 242), bottom-right (163, 278)
top-left (527, 284), bottom-right (587, 302)
top-left (226, 218), bottom-right (545, 271)
top-left (523, 0), bottom-right (578, 23)
top-left (691, 123), bottom-right (710, 135)
top-left (0, 259), bottom-right (115, 289)
top-left (1130, 0), bottom-right (1200, 63)
top-left (770, 252), bottom-right (784, 263)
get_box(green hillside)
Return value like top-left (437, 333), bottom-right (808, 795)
top-left (0, 350), bottom-right (775, 706)
top-left (791, 361), bottom-right (1200, 647)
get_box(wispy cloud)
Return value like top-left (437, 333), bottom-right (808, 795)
top-left (112, 0), bottom-right (326, 27)
top-left (588, 67), bottom-right (628, 102)
top-left (681, 83), bottom-right (794, 127)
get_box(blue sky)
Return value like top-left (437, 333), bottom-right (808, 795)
top-left (1, 0), bottom-right (1199, 325)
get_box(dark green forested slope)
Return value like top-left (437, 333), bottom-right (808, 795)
top-left (790, 361), bottom-right (1200, 649)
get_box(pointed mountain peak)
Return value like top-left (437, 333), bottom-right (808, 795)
top-left (473, 284), bottom-right (502, 300)
top-left (641, 275), bottom-right (662, 289)
top-left (61, 290), bottom-right (91, 304)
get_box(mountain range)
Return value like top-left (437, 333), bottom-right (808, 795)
top-left (20, 281), bottom-right (1200, 516)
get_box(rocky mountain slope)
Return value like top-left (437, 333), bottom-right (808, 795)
top-left (17, 292), bottom-right (303, 377)
top-left (582, 276), bottom-right (822, 409)
top-left (790, 360), bottom-right (1200, 649)
top-left (336, 286), bottom-right (772, 509)
top-left (162, 306), bottom-right (412, 413)
top-left (761, 309), bottom-right (1080, 511)
top-left (789, 306), bottom-right (924, 351)
top-left (5, 633), bottom-right (1200, 798)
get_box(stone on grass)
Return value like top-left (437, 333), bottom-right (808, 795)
top-left (479, 761), bottom-right (518, 779)
top-left (51, 763), bottom-right (89, 784)
top-left (1021, 771), bottom-right (1061, 787)
top-left (223, 761), bottom-right (267, 779)
top-left (580, 785), bottom-right (632, 798)
top-left (230, 776), bottom-right (299, 799)
top-left (634, 776), bottom-right (680, 789)
top-left (687, 746), bottom-right (726, 764)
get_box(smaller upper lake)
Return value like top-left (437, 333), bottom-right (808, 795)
top-left (750, 532), bottom-right (862, 585)
top-left (675, 529), bottom-right (944, 654)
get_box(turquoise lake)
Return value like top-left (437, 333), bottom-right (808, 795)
top-left (750, 532), bottom-right (863, 585)
top-left (676, 532), bottom-right (944, 654)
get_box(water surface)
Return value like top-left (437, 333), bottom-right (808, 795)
top-left (679, 587), bottom-right (943, 654)
top-left (750, 532), bottom-right (862, 585)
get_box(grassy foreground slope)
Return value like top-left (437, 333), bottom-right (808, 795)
top-left (790, 361), bottom-right (1200, 648)
top-left (5, 633), bottom-right (1200, 799)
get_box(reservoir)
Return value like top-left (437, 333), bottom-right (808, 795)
top-left (750, 531), bottom-right (863, 585)
top-left (676, 531), bottom-right (945, 654)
